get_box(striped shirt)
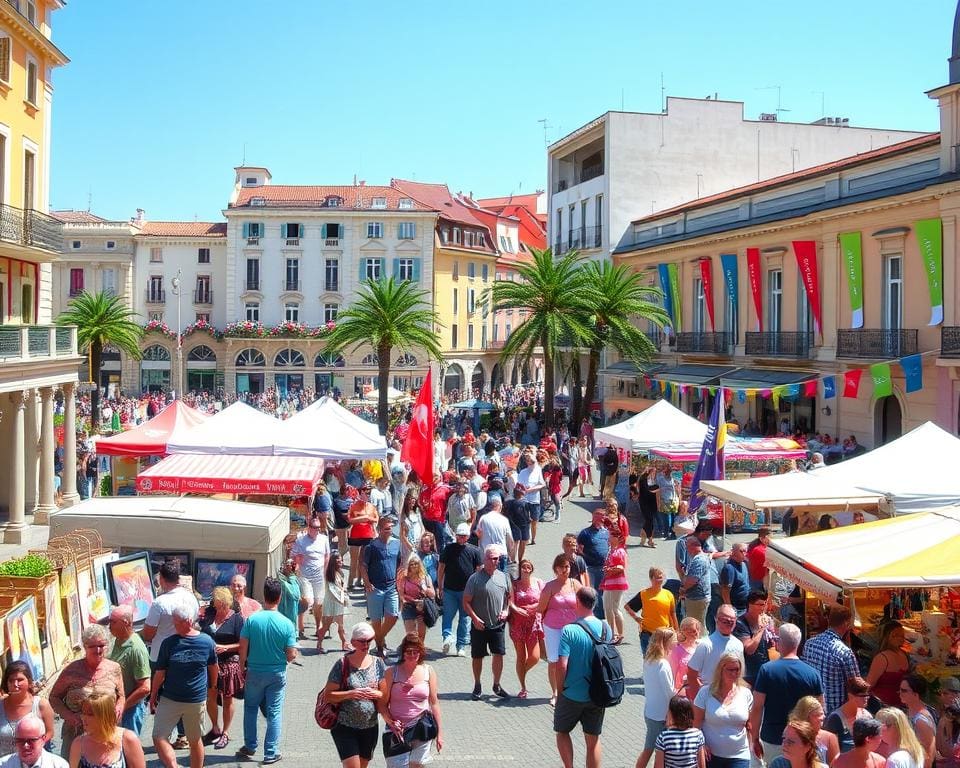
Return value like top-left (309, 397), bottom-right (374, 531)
top-left (655, 727), bottom-right (705, 768)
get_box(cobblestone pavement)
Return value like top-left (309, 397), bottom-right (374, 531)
top-left (125, 494), bottom-right (750, 768)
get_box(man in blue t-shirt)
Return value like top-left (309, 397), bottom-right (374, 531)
top-left (361, 517), bottom-right (402, 656)
top-left (720, 542), bottom-right (751, 613)
top-left (577, 511), bottom-right (610, 619)
top-left (554, 586), bottom-right (613, 768)
top-left (237, 577), bottom-right (298, 764)
top-left (149, 604), bottom-right (217, 768)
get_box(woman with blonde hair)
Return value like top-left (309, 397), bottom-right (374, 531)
top-left (768, 719), bottom-right (827, 768)
top-left (877, 707), bottom-right (926, 768)
top-left (788, 695), bottom-right (839, 765)
top-left (399, 557), bottom-right (435, 643)
top-left (70, 691), bottom-right (146, 768)
top-left (638, 628), bottom-right (679, 768)
top-left (199, 585), bottom-right (244, 749)
top-left (670, 617), bottom-right (703, 693)
top-left (692, 652), bottom-right (754, 768)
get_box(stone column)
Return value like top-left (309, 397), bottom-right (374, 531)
top-left (23, 390), bottom-right (38, 515)
top-left (34, 386), bottom-right (56, 524)
top-left (61, 382), bottom-right (80, 506)
top-left (6, 391), bottom-right (27, 544)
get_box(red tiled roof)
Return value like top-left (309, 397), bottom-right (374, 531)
top-left (51, 210), bottom-right (108, 224)
top-left (475, 193), bottom-right (543, 212)
top-left (137, 222), bottom-right (227, 238)
top-left (631, 133), bottom-right (941, 224)
top-left (233, 184), bottom-right (434, 211)
top-left (390, 180), bottom-right (487, 227)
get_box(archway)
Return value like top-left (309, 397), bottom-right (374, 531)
top-left (874, 395), bottom-right (903, 446)
top-left (521, 361), bottom-right (531, 384)
top-left (510, 364), bottom-right (519, 386)
top-left (235, 348), bottom-right (266, 395)
top-left (274, 348), bottom-right (305, 396)
top-left (444, 363), bottom-right (464, 395)
top-left (186, 345), bottom-right (217, 393)
top-left (491, 363), bottom-right (503, 390)
top-left (471, 363), bottom-right (485, 395)
top-left (140, 344), bottom-right (171, 393)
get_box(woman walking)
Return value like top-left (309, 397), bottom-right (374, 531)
top-left (347, 492), bottom-right (378, 590)
top-left (199, 586), bottom-right (245, 750)
top-left (693, 652), bottom-right (754, 768)
top-left (638, 628), bottom-right (679, 768)
top-left (600, 528), bottom-right (628, 644)
top-left (638, 466), bottom-right (660, 548)
top-left (537, 554), bottom-right (582, 707)
top-left (399, 558), bottom-right (436, 644)
top-left (508, 558), bottom-right (544, 699)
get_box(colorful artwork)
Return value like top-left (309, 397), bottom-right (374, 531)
top-left (43, 580), bottom-right (70, 669)
top-left (194, 559), bottom-right (254, 600)
top-left (5, 597), bottom-right (43, 681)
top-left (64, 593), bottom-right (82, 650)
top-left (85, 590), bottom-right (110, 625)
top-left (91, 553), bottom-right (119, 593)
top-left (106, 553), bottom-right (155, 623)
top-left (76, 568), bottom-right (93, 629)
top-left (149, 551), bottom-right (192, 579)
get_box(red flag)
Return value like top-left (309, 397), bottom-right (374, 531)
top-left (792, 240), bottom-right (823, 336)
top-left (400, 369), bottom-right (435, 483)
top-left (747, 248), bottom-right (763, 331)
top-left (699, 259), bottom-right (715, 331)
top-left (843, 369), bottom-right (863, 398)
top-left (803, 380), bottom-right (817, 398)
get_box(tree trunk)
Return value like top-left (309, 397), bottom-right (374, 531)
top-left (581, 345), bottom-right (602, 427)
top-left (377, 346), bottom-right (391, 436)
top-left (89, 340), bottom-right (103, 432)
top-left (570, 353), bottom-right (584, 430)
top-left (542, 337), bottom-right (554, 429)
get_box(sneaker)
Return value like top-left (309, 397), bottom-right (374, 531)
top-left (262, 756), bottom-right (283, 765)
top-left (493, 684), bottom-right (512, 700)
top-left (172, 737), bottom-right (190, 750)
top-left (471, 683), bottom-right (482, 701)
top-left (235, 746), bottom-right (256, 761)
top-left (456, 648), bottom-right (467, 657)
top-left (442, 641), bottom-right (451, 654)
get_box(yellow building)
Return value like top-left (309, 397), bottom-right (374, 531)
top-left (0, 0), bottom-right (79, 542)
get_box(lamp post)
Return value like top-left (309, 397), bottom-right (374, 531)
top-left (170, 268), bottom-right (183, 398)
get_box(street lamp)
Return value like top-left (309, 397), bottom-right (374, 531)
top-left (170, 268), bottom-right (183, 398)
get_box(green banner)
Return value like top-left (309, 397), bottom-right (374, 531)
top-left (870, 362), bottom-right (892, 398)
top-left (915, 218), bottom-right (943, 326)
top-left (667, 262), bottom-right (682, 332)
top-left (838, 232), bottom-right (863, 329)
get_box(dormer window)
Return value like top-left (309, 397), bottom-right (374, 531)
top-left (324, 196), bottom-right (342, 208)
top-left (399, 198), bottom-right (414, 210)
top-left (250, 197), bottom-right (266, 206)
top-left (372, 197), bottom-right (387, 209)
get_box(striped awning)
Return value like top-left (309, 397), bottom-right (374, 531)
top-left (136, 453), bottom-right (325, 497)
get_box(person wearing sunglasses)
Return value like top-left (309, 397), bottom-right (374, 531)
top-left (823, 677), bottom-right (872, 754)
top-left (0, 714), bottom-right (67, 768)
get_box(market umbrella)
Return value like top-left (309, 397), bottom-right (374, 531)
top-left (447, 399), bottom-right (496, 434)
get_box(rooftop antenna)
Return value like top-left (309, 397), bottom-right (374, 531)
top-left (757, 85), bottom-right (790, 118)
top-left (537, 118), bottom-right (550, 147)
top-left (87, 188), bottom-right (92, 213)
top-left (660, 72), bottom-right (665, 112)
top-left (241, 142), bottom-right (246, 165)
top-left (621, 88), bottom-right (625, 111)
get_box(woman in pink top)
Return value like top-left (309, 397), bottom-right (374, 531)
top-left (669, 616), bottom-right (704, 694)
top-left (509, 558), bottom-right (545, 700)
top-left (378, 633), bottom-right (442, 768)
top-left (399, 558), bottom-right (436, 644)
top-left (537, 553), bottom-right (583, 707)
top-left (600, 528), bottom-right (629, 644)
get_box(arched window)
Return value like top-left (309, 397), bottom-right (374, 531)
top-left (361, 353), bottom-right (379, 366)
top-left (235, 348), bottom-right (265, 367)
top-left (187, 345), bottom-right (216, 362)
top-left (395, 353), bottom-right (418, 367)
top-left (142, 345), bottom-right (170, 361)
top-left (315, 352), bottom-right (345, 368)
top-left (275, 348), bottom-right (305, 367)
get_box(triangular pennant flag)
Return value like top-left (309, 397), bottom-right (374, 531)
top-left (900, 355), bottom-right (923, 394)
top-left (843, 369), bottom-right (863, 398)
top-left (665, 382), bottom-right (672, 398)
top-left (803, 380), bottom-right (817, 398)
top-left (823, 376), bottom-right (836, 399)
top-left (760, 388), bottom-right (772, 399)
top-left (870, 363), bottom-right (892, 398)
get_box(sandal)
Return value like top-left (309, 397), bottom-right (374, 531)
top-left (549, 695), bottom-right (557, 707)
top-left (202, 729), bottom-right (221, 746)
top-left (214, 733), bottom-right (230, 750)
top-left (518, 689), bottom-right (528, 699)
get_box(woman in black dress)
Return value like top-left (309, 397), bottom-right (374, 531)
top-left (638, 466), bottom-right (660, 548)
top-left (199, 585), bottom-right (245, 750)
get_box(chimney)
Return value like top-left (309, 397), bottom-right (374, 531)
top-left (133, 208), bottom-right (145, 225)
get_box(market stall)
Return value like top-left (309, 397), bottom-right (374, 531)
top-left (135, 453), bottom-right (325, 496)
top-left (274, 396), bottom-right (387, 460)
top-left (595, 399), bottom-right (708, 451)
top-left (165, 401), bottom-right (284, 455)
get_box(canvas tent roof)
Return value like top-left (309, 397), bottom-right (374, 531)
top-left (94, 401), bottom-right (209, 457)
top-left (594, 399), bottom-right (708, 451)
top-left (165, 402), bottom-right (283, 455)
top-left (274, 396), bottom-right (387, 460)
top-left (136, 453), bottom-right (324, 496)
top-left (699, 472), bottom-right (885, 511)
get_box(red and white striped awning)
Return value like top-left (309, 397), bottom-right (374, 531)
top-left (136, 453), bottom-right (325, 497)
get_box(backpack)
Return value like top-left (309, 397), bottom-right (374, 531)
top-left (574, 618), bottom-right (624, 708)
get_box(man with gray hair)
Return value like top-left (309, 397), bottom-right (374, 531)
top-left (749, 622), bottom-right (824, 763)
top-left (107, 604), bottom-right (151, 735)
top-left (150, 603), bottom-right (217, 768)
top-left (231, 574), bottom-right (262, 618)
top-left (463, 544), bottom-right (513, 700)
top-left (474, 496), bottom-right (515, 570)
top-left (0, 714), bottom-right (67, 768)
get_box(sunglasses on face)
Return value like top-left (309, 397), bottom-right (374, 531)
top-left (15, 737), bottom-right (42, 747)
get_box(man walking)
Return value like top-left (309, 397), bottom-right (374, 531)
top-left (360, 517), bottom-right (402, 657)
top-left (577, 510), bottom-right (610, 619)
top-left (516, 450), bottom-right (545, 546)
top-left (720, 543), bottom-right (751, 615)
top-left (679, 536), bottom-right (712, 626)
top-left (801, 605), bottom-right (858, 713)
top-left (107, 605), bottom-right (151, 735)
top-left (475, 496), bottom-right (515, 571)
top-left (685, 604), bottom-right (744, 699)
top-left (463, 545), bottom-right (512, 700)
top-left (555, 587), bottom-right (611, 768)
top-left (236, 578), bottom-right (298, 765)
top-left (438, 523), bottom-right (482, 656)
top-left (290, 516), bottom-right (330, 637)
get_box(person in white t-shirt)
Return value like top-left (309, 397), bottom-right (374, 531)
top-left (291, 517), bottom-right (332, 639)
top-left (475, 497), bottom-right (515, 571)
top-left (685, 604), bottom-right (745, 699)
top-left (516, 450), bottom-right (546, 545)
top-left (142, 562), bottom-right (200, 666)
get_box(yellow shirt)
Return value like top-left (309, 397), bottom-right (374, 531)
top-left (363, 459), bottom-right (384, 482)
top-left (639, 586), bottom-right (676, 633)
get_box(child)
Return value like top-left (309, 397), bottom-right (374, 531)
top-left (318, 552), bottom-right (349, 653)
top-left (669, 617), bottom-right (703, 693)
top-left (600, 528), bottom-right (629, 644)
top-left (653, 696), bottom-right (706, 768)
top-left (562, 534), bottom-right (590, 587)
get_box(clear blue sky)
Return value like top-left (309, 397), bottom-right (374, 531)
top-left (50, 1), bottom-right (955, 222)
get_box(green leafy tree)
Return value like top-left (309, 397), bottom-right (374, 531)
top-left (578, 260), bottom-right (670, 425)
top-left (56, 291), bottom-right (144, 430)
top-left (324, 276), bottom-right (442, 436)
top-left (487, 247), bottom-right (594, 428)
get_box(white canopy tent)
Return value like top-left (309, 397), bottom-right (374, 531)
top-left (274, 396), bottom-right (387, 460)
top-left (594, 399), bottom-right (708, 452)
top-left (166, 402), bottom-right (284, 455)
top-left (699, 472), bottom-right (886, 512)
top-left (367, 387), bottom-right (411, 404)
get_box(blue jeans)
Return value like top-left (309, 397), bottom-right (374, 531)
top-left (441, 588), bottom-right (470, 650)
top-left (243, 669), bottom-right (287, 759)
top-left (425, 519), bottom-right (450, 550)
top-left (120, 699), bottom-right (146, 735)
top-left (708, 757), bottom-right (750, 768)
top-left (586, 565), bottom-right (605, 620)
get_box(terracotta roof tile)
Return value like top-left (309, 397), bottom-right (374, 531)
top-left (233, 184), bottom-right (434, 211)
top-left (51, 210), bottom-right (108, 224)
top-left (390, 180), bottom-right (488, 227)
top-left (137, 221), bottom-right (227, 238)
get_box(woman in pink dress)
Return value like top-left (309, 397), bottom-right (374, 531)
top-left (670, 616), bottom-right (704, 694)
top-left (537, 554), bottom-right (583, 707)
top-left (508, 559), bottom-right (545, 700)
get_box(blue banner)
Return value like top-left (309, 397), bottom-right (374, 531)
top-left (720, 253), bottom-right (739, 318)
top-left (823, 376), bottom-right (836, 399)
top-left (900, 355), bottom-right (923, 394)
top-left (658, 264), bottom-right (674, 334)
top-left (689, 392), bottom-right (726, 515)
top-left (737, 390), bottom-right (746, 404)
top-left (785, 384), bottom-right (800, 399)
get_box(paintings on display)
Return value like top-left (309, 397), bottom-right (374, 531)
top-left (105, 553), bottom-right (154, 623)
top-left (194, 559), bottom-right (254, 601)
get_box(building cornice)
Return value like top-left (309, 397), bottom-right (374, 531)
top-left (0, 4), bottom-right (68, 65)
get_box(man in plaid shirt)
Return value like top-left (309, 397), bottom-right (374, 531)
top-left (801, 604), bottom-right (859, 712)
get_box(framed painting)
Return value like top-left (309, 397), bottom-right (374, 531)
top-left (85, 590), bottom-right (110, 625)
top-left (91, 553), bottom-right (119, 594)
top-left (5, 597), bottom-right (43, 682)
top-left (105, 553), bottom-right (155, 623)
top-left (194, 558), bottom-right (254, 601)
top-left (42, 580), bottom-right (70, 669)
top-left (76, 568), bottom-right (93, 629)
top-left (64, 592), bottom-right (82, 650)
top-left (148, 551), bottom-right (192, 579)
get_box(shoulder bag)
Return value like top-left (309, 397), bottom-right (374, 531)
top-left (315, 655), bottom-right (350, 729)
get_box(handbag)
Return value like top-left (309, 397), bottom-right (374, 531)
top-left (314, 655), bottom-right (350, 729)
top-left (381, 711), bottom-right (439, 759)
top-left (422, 595), bottom-right (439, 628)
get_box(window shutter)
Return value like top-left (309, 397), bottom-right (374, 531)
top-left (396, 223), bottom-right (403, 240)
top-left (410, 223), bottom-right (416, 238)
top-left (281, 223), bottom-right (287, 237)
top-left (412, 258), bottom-right (421, 282)
top-left (298, 224), bottom-right (304, 238)
top-left (359, 260), bottom-right (367, 283)
top-left (392, 258), bottom-right (400, 280)
top-left (377, 258), bottom-right (386, 278)
top-left (242, 223), bottom-right (249, 238)
top-left (321, 224), bottom-right (327, 239)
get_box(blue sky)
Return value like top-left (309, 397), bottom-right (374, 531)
top-left (50, 1), bottom-right (955, 222)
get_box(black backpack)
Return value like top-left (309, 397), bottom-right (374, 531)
top-left (575, 618), bottom-right (624, 708)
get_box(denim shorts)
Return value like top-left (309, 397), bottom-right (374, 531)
top-left (527, 503), bottom-right (543, 522)
top-left (367, 585), bottom-right (400, 620)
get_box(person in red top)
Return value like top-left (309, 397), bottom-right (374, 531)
top-left (746, 526), bottom-right (771, 591)
top-left (420, 472), bottom-right (453, 548)
top-left (543, 456), bottom-right (565, 523)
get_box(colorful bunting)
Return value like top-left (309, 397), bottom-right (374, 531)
top-left (823, 377), bottom-right (836, 399)
top-left (803, 380), bottom-right (817, 398)
top-left (900, 355), bottom-right (923, 393)
top-left (870, 363), bottom-right (892, 398)
top-left (843, 369), bottom-right (863, 398)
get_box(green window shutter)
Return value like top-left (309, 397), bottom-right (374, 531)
top-left (392, 258), bottom-right (400, 280)
top-left (298, 224), bottom-right (304, 238)
top-left (321, 224), bottom-right (327, 238)
top-left (397, 223), bottom-right (403, 240)
top-left (336, 223), bottom-right (343, 238)
top-left (242, 223), bottom-right (249, 238)
top-left (378, 258), bottom-right (386, 278)
top-left (410, 223), bottom-right (416, 238)
top-left (359, 260), bottom-right (367, 283)
top-left (412, 258), bottom-right (422, 282)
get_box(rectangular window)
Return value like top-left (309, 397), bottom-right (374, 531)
top-left (452, 261), bottom-right (459, 281)
top-left (725, 290), bottom-right (738, 344)
top-left (500, 235), bottom-right (508, 251)
top-left (71, 240), bottom-right (81, 250)
top-left (0, 36), bottom-right (10, 83)
top-left (767, 268), bottom-right (783, 333)
top-left (441, 228), bottom-right (450, 244)
top-left (283, 222), bottom-right (301, 239)
top-left (468, 324), bottom-right (474, 349)
top-left (481, 324), bottom-right (487, 348)
top-left (195, 275), bottom-right (211, 303)
top-left (245, 302), bottom-right (260, 322)
top-left (365, 258), bottom-right (381, 281)
top-left (452, 227), bottom-right (462, 244)
top-left (467, 288), bottom-right (476, 314)
top-left (198, 247), bottom-right (210, 263)
top-left (324, 303), bottom-right (339, 324)
top-left (493, 323), bottom-right (499, 342)
top-left (325, 258), bottom-right (339, 292)
top-left (398, 222), bottom-right (416, 239)
top-left (451, 324), bottom-right (458, 349)
top-left (477, 232), bottom-right (485, 248)
top-left (323, 223), bottom-right (342, 243)
top-left (883, 253), bottom-right (903, 330)
top-left (149, 311), bottom-right (163, 323)
top-left (245, 258), bottom-right (260, 290)
top-left (149, 246), bottom-right (163, 263)
top-left (285, 302), bottom-right (300, 323)
top-left (555, 209), bottom-right (562, 251)
top-left (398, 258), bottom-right (415, 281)
top-left (367, 222), bottom-right (383, 239)
top-left (25, 1), bottom-right (36, 26)
top-left (69, 268), bottom-right (84, 296)
top-left (581, 200), bottom-right (588, 246)
top-left (468, 262), bottom-right (476, 280)
top-left (568, 205), bottom-right (575, 248)
top-left (465, 231), bottom-right (474, 247)
top-left (506, 322), bottom-right (512, 337)
top-left (101, 268), bottom-right (116, 295)
top-left (482, 264), bottom-right (489, 282)
top-left (22, 149), bottom-right (34, 210)
top-left (797, 279), bottom-right (813, 335)
top-left (371, 197), bottom-right (387, 209)
top-left (195, 312), bottom-right (210, 324)
top-left (285, 258), bottom-right (300, 291)
top-left (693, 278), bottom-right (706, 333)
top-left (148, 275), bottom-right (164, 302)
top-left (452, 288), bottom-right (458, 314)
top-left (398, 198), bottom-right (414, 210)
top-left (25, 58), bottom-right (37, 106)
top-left (595, 194), bottom-right (603, 247)
top-left (105, 240), bottom-right (116, 250)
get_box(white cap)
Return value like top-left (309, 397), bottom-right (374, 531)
top-left (455, 523), bottom-right (471, 536)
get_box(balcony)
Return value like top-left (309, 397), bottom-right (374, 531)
top-left (0, 325), bottom-right (77, 360)
top-left (323, 238), bottom-right (340, 248)
top-left (245, 279), bottom-right (261, 292)
top-left (0, 204), bottom-right (63, 255)
top-left (144, 289), bottom-right (166, 304)
top-left (284, 238), bottom-right (300, 247)
top-left (942, 327), bottom-right (960, 358)
top-left (281, 279), bottom-right (302, 292)
top-left (192, 290), bottom-right (213, 306)
top-left (745, 332), bottom-right (812, 358)
top-left (487, 339), bottom-right (507, 350)
top-left (675, 331), bottom-right (732, 355)
top-left (837, 328), bottom-right (917, 359)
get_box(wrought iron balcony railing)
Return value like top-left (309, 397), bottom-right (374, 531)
top-left (837, 328), bottom-right (917, 358)
top-left (745, 331), bottom-right (812, 358)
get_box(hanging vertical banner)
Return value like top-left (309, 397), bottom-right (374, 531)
top-left (823, 376), bottom-right (836, 399)
top-left (699, 259), bottom-right (715, 331)
top-left (914, 218), bottom-right (944, 326)
top-left (658, 264), bottom-right (674, 335)
top-left (688, 391), bottom-right (726, 515)
top-left (746, 248), bottom-right (763, 331)
top-left (667, 262), bottom-right (682, 332)
top-left (792, 240), bottom-right (824, 336)
top-left (838, 232), bottom-right (864, 329)
top-left (737, 390), bottom-right (746, 404)
top-left (900, 354), bottom-right (923, 393)
top-left (843, 369), bottom-right (863, 398)
top-left (720, 254), bottom-right (739, 323)
top-left (870, 363), bottom-right (893, 398)
top-left (771, 387), bottom-right (782, 410)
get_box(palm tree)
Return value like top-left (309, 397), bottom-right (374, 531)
top-left (577, 260), bottom-right (670, 426)
top-left (488, 247), bottom-right (594, 428)
top-left (57, 290), bottom-right (144, 430)
top-left (324, 276), bottom-right (442, 436)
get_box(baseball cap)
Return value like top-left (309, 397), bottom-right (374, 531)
top-left (455, 523), bottom-right (471, 536)
top-left (942, 677), bottom-right (960, 693)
